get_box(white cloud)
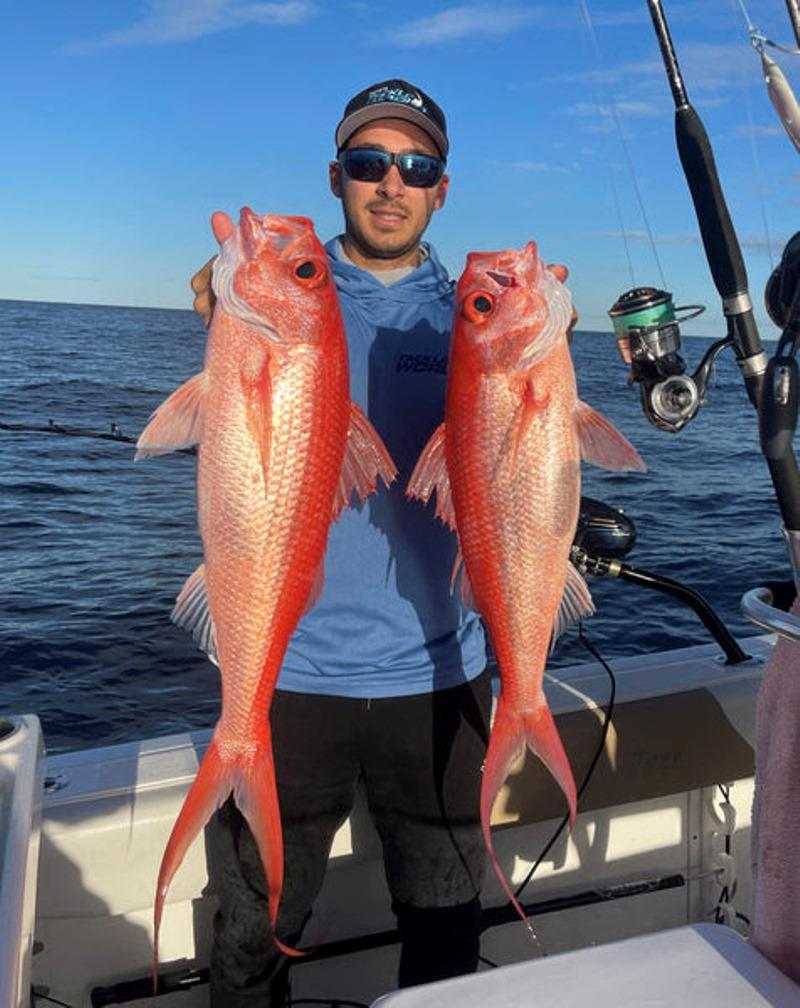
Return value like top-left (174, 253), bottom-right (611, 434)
top-left (496, 160), bottom-right (556, 171)
top-left (66, 0), bottom-right (316, 53)
top-left (387, 4), bottom-right (548, 47)
top-left (565, 100), bottom-right (662, 119)
top-left (598, 229), bottom-right (785, 255)
top-left (735, 123), bottom-right (785, 138)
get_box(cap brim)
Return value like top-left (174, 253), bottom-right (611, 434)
top-left (336, 104), bottom-right (448, 159)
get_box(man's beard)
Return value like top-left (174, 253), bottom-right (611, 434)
top-left (342, 197), bottom-right (430, 263)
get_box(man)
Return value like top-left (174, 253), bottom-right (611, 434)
top-left (193, 80), bottom-right (491, 1007)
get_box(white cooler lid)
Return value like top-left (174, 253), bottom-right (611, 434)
top-left (372, 924), bottom-right (800, 1007)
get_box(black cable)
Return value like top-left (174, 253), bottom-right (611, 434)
top-left (286, 1000), bottom-right (369, 1007)
top-left (32, 991), bottom-right (74, 1008)
top-left (510, 626), bottom-right (616, 903)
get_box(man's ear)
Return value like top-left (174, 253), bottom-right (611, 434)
top-left (329, 161), bottom-right (343, 198)
top-left (433, 174), bottom-right (450, 212)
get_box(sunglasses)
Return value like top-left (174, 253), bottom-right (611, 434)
top-left (339, 147), bottom-right (445, 189)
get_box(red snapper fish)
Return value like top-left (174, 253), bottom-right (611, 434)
top-left (408, 242), bottom-right (644, 929)
top-left (136, 209), bottom-right (396, 970)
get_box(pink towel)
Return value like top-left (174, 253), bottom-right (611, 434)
top-left (751, 595), bottom-right (800, 982)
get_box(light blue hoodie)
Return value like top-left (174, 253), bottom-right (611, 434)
top-left (278, 238), bottom-right (486, 697)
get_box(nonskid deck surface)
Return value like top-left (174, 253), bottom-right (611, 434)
top-left (17, 636), bottom-right (773, 1006)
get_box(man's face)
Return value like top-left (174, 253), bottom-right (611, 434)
top-left (329, 117), bottom-right (449, 269)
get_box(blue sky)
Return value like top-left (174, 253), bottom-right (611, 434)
top-left (3, 0), bottom-right (799, 337)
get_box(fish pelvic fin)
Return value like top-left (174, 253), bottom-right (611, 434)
top-left (574, 400), bottom-right (646, 472)
top-left (550, 564), bottom-right (595, 652)
top-left (406, 422), bottom-right (457, 531)
top-left (333, 402), bottom-right (397, 518)
top-left (481, 697), bottom-right (577, 942)
top-left (152, 731), bottom-right (301, 991)
top-left (135, 371), bottom-right (207, 459)
top-left (171, 564), bottom-right (218, 663)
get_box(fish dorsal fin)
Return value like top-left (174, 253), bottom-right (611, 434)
top-left (135, 371), bottom-right (208, 459)
top-left (333, 402), bottom-right (397, 519)
top-left (551, 563), bottom-right (595, 651)
top-left (171, 563), bottom-right (218, 663)
top-left (574, 400), bottom-right (646, 472)
top-left (406, 422), bottom-right (457, 531)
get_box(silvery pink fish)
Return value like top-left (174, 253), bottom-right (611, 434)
top-left (408, 242), bottom-right (645, 930)
top-left (136, 208), bottom-right (396, 974)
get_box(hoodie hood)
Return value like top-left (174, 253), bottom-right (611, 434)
top-left (325, 236), bottom-right (454, 304)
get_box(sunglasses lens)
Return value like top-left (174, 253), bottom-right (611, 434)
top-left (341, 149), bottom-right (443, 188)
top-left (342, 149), bottom-right (392, 182)
top-left (397, 154), bottom-right (443, 188)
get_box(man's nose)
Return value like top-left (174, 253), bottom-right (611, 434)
top-left (376, 164), bottom-right (406, 200)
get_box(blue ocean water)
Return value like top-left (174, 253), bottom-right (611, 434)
top-left (0, 298), bottom-right (787, 754)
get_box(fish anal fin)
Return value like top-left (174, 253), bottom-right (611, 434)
top-left (407, 422), bottom-right (457, 531)
top-left (575, 400), bottom-right (646, 472)
top-left (136, 372), bottom-right (207, 459)
top-left (550, 563), bottom-right (595, 651)
top-left (449, 548), bottom-right (476, 608)
top-left (171, 564), bottom-right (218, 663)
top-left (303, 559), bottom-right (325, 615)
top-left (333, 402), bottom-right (397, 519)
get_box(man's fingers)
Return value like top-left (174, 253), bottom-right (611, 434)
top-left (190, 256), bottom-right (216, 294)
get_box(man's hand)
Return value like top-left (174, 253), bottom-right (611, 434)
top-left (191, 257), bottom-right (217, 328)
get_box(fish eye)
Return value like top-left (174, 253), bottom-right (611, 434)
top-left (463, 290), bottom-right (495, 323)
top-left (295, 260), bottom-right (318, 279)
top-left (291, 257), bottom-right (327, 288)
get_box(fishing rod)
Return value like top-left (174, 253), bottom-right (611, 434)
top-left (0, 420), bottom-right (197, 455)
top-left (615, 0), bottom-right (800, 640)
top-left (608, 0), bottom-right (768, 437)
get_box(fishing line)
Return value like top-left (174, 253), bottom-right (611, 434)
top-left (576, 0), bottom-right (668, 290)
top-left (732, 0), bottom-right (781, 270)
top-left (737, 0), bottom-right (800, 56)
top-left (510, 624), bottom-right (616, 904)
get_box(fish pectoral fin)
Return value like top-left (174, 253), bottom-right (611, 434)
top-left (550, 563), bottom-right (595, 651)
top-left (406, 422), bottom-right (457, 531)
top-left (574, 399), bottom-right (646, 472)
top-left (495, 379), bottom-right (546, 478)
top-left (171, 563), bottom-right (218, 663)
top-left (135, 371), bottom-right (207, 459)
top-left (333, 402), bottom-right (397, 519)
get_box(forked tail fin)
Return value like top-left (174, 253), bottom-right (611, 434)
top-left (152, 734), bottom-right (301, 991)
top-left (480, 697), bottom-right (577, 939)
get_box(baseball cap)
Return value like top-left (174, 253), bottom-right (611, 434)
top-left (335, 79), bottom-right (449, 159)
